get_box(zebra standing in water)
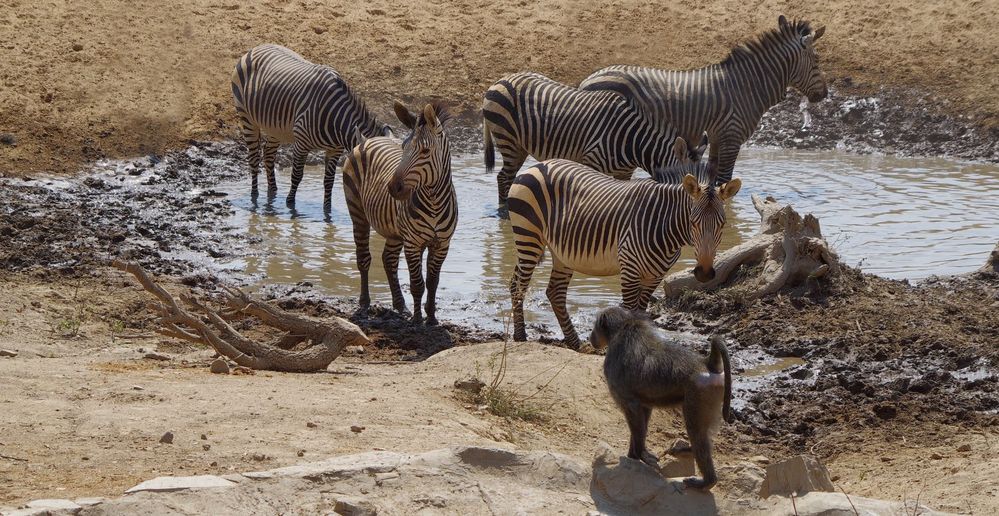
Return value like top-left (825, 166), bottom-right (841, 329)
top-left (482, 72), bottom-right (705, 207)
top-left (342, 102), bottom-right (457, 325)
top-left (580, 15), bottom-right (826, 184)
top-left (231, 44), bottom-right (392, 210)
top-left (507, 141), bottom-right (741, 349)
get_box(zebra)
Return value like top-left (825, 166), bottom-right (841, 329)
top-left (507, 138), bottom-right (741, 349)
top-left (482, 72), bottom-right (705, 207)
top-left (580, 15), bottom-right (826, 184)
top-left (342, 101), bottom-right (457, 325)
top-left (231, 44), bottom-right (392, 211)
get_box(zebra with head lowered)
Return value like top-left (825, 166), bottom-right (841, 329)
top-left (342, 101), bottom-right (457, 326)
top-left (580, 15), bottom-right (826, 185)
top-left (482, 72), bottom-right (705, 207)
top-left (231, 44), bottom-right (392, 210)
top-left (508, 140), bottom-right (741, 349)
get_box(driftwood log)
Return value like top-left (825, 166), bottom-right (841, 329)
top-left (113, 260), bottom-right (369, 372)
top-left (662, 194), bottom-right (839, 299)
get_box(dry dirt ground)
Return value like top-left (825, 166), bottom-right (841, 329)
top-left (1, 270), bottom-right (997, 514)
top-left (2, 0), bottom-right (999, 174)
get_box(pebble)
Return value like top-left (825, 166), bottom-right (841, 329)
top-left (252, 453), bottom-right (267, 461)
top-left (144, 352), bottom-right (171, 361)
top-left (131, 385), bottom-right (144, 391)
top-left (72, 43), bottom-right (83, 51)
top-left (453, 377), bottom-right (485, 394)
top-left (312, 26), bottom-right (327, 34)
top-left (297, 450), bottom-right (305, 457)
top-left (350, 425), bottom-right (365, 433)
top-left (201, 434), bottom-right (208, 440)
top-left (957, 444), bottom-right (972, 452)
top-left (0, 133), bottom-right (15, 146)
top-left (203, 444), bottom-right (211, 451)
top-left (0, 349), bottom-right (17, 357)
top-left (159, 431), bottom-right (174, 444)
top-left (930, 452), bottom-right (943, 460)
top-left (210, 358), bottom-right (230, 374)
top-left (345, 345), bottom-right (365, 355)
top-left (307, 422), bottom-right (318, 428)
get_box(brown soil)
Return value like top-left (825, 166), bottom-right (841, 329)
top-left (2, 1), bottom-right (998, 175)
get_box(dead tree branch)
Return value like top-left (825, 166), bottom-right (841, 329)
top-left (112, 260), bottom-right (369, 372)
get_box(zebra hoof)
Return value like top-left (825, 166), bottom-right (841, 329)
top-left (410, 313), bottom-right (423, 324)
top-left (513, 330), bottom-right (527, 342)
top-left (425, 315), bottom-right (439, 326)
top-left (563, 338), bottom-right (581, 351)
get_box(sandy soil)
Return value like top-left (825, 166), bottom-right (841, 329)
top-left (2, 0), bottom-right (999, 175)
top-left (0, 272), bottom-right (996, 514)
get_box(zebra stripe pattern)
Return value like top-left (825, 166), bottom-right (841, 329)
top-left (507, 141), bottom-right (742, 349)
top-left (580, 15), bottom-right (826, 184)
top-left (342, 102), bottom-right (457, 325)
top-left (482, 72), bottom-right (697, 207)
top-left (231, 44), bottom-right (390, 211)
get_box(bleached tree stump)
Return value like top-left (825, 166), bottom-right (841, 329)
top-left (113, 260), bottom-right (369, 372)
top-left (662, 194), bottom-right (839, 300)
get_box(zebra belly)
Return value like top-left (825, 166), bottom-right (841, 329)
top-left (546, 245), bottom-right (621, 276)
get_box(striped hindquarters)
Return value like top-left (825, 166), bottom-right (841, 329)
top-left (342, 137), bottom-right (404, 238)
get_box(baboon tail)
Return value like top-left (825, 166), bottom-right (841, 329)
top-left (708, 336), bottom-right (733, 424)
top-left (483, 121), bottom-right (495, 171)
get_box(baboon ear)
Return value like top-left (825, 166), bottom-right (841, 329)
top-left (813, 25), bottom-right (825, 41)
top-left (423, 104), bottom-right (440, 132)
top-left (718, 178), bottom-right (742, 201)
top-left (672, 137), bottom-right (689, 163)
top-left (682, 174), bottom-right (701, 198)
top-left (394, 101), bottom-right (416, 129)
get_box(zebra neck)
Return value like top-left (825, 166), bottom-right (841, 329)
top-left (720, 50), bottom-right (793, 116)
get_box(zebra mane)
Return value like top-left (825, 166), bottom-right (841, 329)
top-left (721, 18), bottom-right (814, 66)
top-left (417, 101), bottom-right (452, 127)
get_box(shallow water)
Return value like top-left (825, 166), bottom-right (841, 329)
top-left (218, 148), bottom-right (999, 331)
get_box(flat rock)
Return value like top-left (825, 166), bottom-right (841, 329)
top-left (124, 475), bottom-right (236, 494)
top-left (333, 496), bottom-right (377, 516)
top-left (209, 358), bottom-right (230, 374)
top-left (790, 491), bottom-right (950, 516)
top-left (759, 455), bottom-right (834, 498)
top-left (0, 349), bottom-right (18, 357)
top-left (26, 499), bottom-right (82, 510)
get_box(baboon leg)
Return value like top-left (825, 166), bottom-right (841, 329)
top-left (623, 401), bottom-right (656, 467)
top-left (262, 139), bottom-right (279, 194)
top-left (322, 150), bottom-right (341, 213)
top-left (382, 239), bottom-right (406, 313)
top-left (497, 147), bottom-right (527, 207)
top-left (546, 260), bottom-right (579, 349)
top-left (682, 392), bottom-right (719, 490)
top-left (351, 217), bottom-right (372, 310)
top-left (403, 244), bottom-right (426, 323)
top-left (509, 251), bottom-right (542, 342)
top-left (286, 143), bottom-right (308, 206)
top-left (241, 123), bottom-right (262, 196)
top-left (424, 244), bottom-right (450, 326)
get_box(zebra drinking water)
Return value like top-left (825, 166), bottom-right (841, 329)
top-left (580, 15), bottom-right (826, 184)
top-left (482, 72), bottom-right (704, 207)
top-left (231, 44), bottom-right (392, 211)
top-left (342, 102), bottom-right (457, 326)
top-left (507, 139), bottom-right (741, 349)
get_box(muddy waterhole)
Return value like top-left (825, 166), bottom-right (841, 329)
top-left (216, 147), bottom-right (998, 331)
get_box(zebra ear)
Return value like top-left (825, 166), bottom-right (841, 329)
top-left (354, 126), bottom-right (367, 147)
top-left (682, 174), bottom-right (702, 198)
top-left (382, 124), bottom-right (394, 137)
top-left (423, 104), bottom-right (440, 132)
top-left (718, 178), bottom-right (742, 201)
top-left (394, 101), bottom-right (416, 129)
top-left (813, 25), bottom-right (825, 41)
top-left (693, 134), bottom-right (709, 161)
top-left (671, 137), bottom-right (689, 163)
top-left (778, 15), bottom-right (789, 31)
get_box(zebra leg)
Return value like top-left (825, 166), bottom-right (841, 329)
top-left (351, 218), bottom-right (372, 311)
top-left (711, 138), bottom-right (742, 185)
top-left (509, 254), bottom-right (541, 342)
top-left (621, 266), bottom-right (645, 311)
top-left (635, 277), bottom-right (663, 312)
top-left (423, 244), bottom-right (450, 326)
top-left (546, 260), bottom-right (579, 350)
top-left (497, 149), bottom-right (527, 208)
top-left (403, 245), bottom-right (426, 324)
top-left (382, 239), bottom-right (407, 313)
top-left (241, 123), bottom-right (262, 197)
top-left (322, 150), bottom-right (341, 214)
top-left (286, 144), bottom-right (308, 206)
top-left (262, 139), bottom-right (279, 196)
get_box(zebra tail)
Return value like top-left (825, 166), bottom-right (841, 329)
top-left (483, 122), bottom-right (495, 171)
top-left (708, 336), bottom-right (733, 424)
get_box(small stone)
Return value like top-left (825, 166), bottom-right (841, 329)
top-left (350, 425), bottom-right (365, 433)
top-left (132, 385), bottom-right (144, 391)
top-left (312, 26), bottom-right (327, 34)
top-left (345, 345), bottom-right (365, 355)
top-left (748, 455), bottom-right (771, 465)
top-left (666, 439), bottom-right (691, 456)
top-left (0, 349), bottom-right (17, 357)
top-left (307, 421), bottom-right (318, 428)
top-left (72, 43), bottom-right (84, 51)
top-left (759, 455), bottom-right (835, 498)
top-left (203, 444), bottom-right (211, 451)
top-left (334, 496), bottom-right (377, 516)
top-left (957, 444), bottom-right (972, 452)
top-left (210, 358), bottom-right (230, 374)
top-left (453, 377), bottom-right (485, 395)
top-left (297, 450), bottom-right (305, 457)
top-left (0, 134), bottom-right (15, 146)
top-left (930, 452), bottom-right (943, 460)
top-left (210, 461), bottom-right (218, 467)
top-left (159, 432), bottom-right (174, 444)
top-left (144, 352), bottom-right (171, 361)
top-left (200, 434), bottom-right (208, 440)
top-left (252, 453), bottom-right (267, 461)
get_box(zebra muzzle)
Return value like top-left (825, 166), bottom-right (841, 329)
top-left (694, 265), bottom-right (716, 283)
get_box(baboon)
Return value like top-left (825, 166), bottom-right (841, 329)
top-left (593, 306), bottom-right (733, 490)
